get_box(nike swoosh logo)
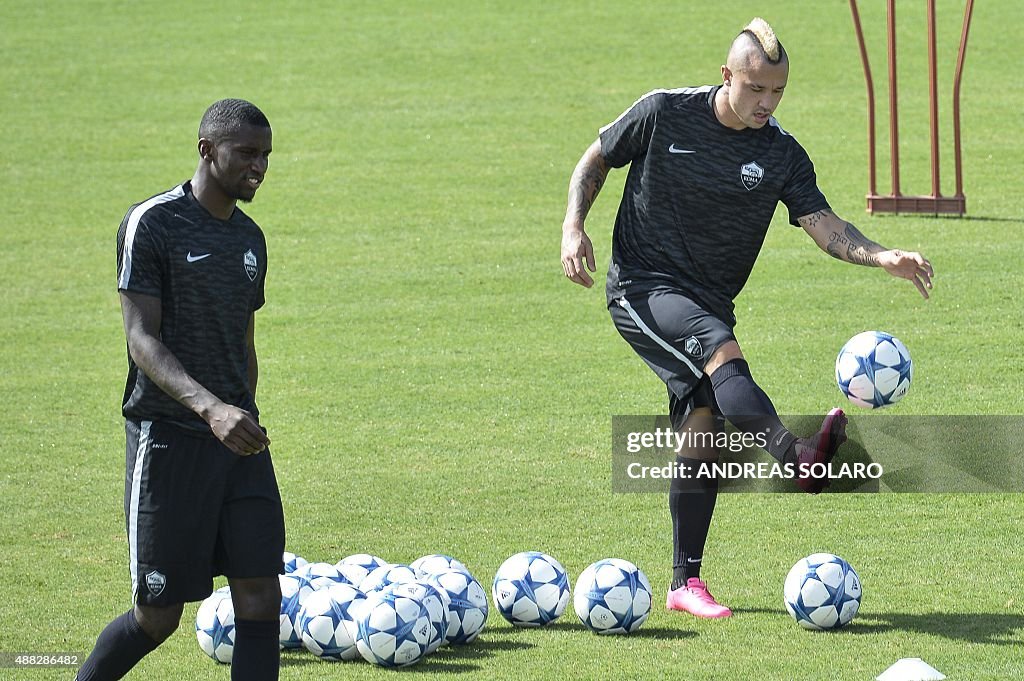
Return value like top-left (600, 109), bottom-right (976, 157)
top-left (186, 252), bottom-right (211, 262)
top-left (668, 144), bottom-right (696, 154)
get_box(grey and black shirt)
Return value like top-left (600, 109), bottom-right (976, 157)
top-left (600, 85), bottom-right (829, 326)
top-left (116, 181), bottom-right (268, 432)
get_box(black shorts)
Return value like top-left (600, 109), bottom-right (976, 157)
top-left (609, 289), bottom-right (735, 425)
top-left (124, 419), bottom-right (285, 606)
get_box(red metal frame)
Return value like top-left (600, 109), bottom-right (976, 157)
top-left (849, 0), bottom-right (975, 215)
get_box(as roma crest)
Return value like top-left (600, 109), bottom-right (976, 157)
top-left (740, 161), bottom-right (764, 191)
top-left (145, 570), bottom-right (166, 597)
top-left (243, 249), bottom-right (258, 281)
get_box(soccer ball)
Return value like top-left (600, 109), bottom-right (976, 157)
top-left (411, 553), bottom-right (469, 576)
top-left (282, 551), bottom-right (308, 574)
top-left (196, 590), bottom-right (235, 663)
top-left (390, 579), bottom-right (450, 654)
top-left (835, 331), bottom-right (913, 408)
top-left (355, 588), bottom-right (433, 667)
top-left (294, 562), bottom-right (347, 591)
top-left (298, 583), bottom-right (366, 660)
top-left (334, 562), bottom-right (373, 587)
top-left (279, 573), bottom-right (313, 649)
top-left (360, 564), bottom-right (417, 593)
top-left (426, 568), bottom-right (489, 644)
top-left (784, 553), bottom-right (862, 630)
top-left (492, 551), bottom-right (571, 627)
top-left (573, 559), bottom-right (652, 635)
top-left (337, 553), bottom-right (388, 577)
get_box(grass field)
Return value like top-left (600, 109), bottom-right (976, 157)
top-left (2, 1), bottom-right (1022, 679)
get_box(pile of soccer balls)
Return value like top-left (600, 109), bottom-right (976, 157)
top-left (196, 552), bottom-right (489, 667)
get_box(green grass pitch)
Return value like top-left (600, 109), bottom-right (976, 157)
top-left (1, 1), bottom-right (1022, 679)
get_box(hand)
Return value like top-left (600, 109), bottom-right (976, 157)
top-left (561, 227), bottom-right (596, 288)
top-left (205, 403), bottom-right (270, 456)
top-left (878, 249), bottom-right (934, 299)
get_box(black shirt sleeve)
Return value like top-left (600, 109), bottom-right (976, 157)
top-left (599, 91), bottom-right (666, 168)
top-left (782, 140), bottom-right (831, 227)
top-left (117, 212), bottom-right (163, 296)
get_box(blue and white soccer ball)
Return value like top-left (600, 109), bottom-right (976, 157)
top-left (338, 554), bottom-right (388, 577)
top-left (784, 553), bottom-right (863, 630)
top-left (298, 583), bottom-right (366, 660)
top-left (294, 562), bottom-right (347, 591)
top-left (835, 331), bottom-right (913, 409)
top-left (279, 573), bottom-right (313, 649)
top-left (427, 568), bottom-right (489, 644)
top-left (282, 551), bottom-right (308, 574)
top-left (573, 558), bottom-right (652, 635)
top-left (492, 551), bottom-right (571, 627)
top-left (355, 588), bottom-right (433, 667)
top-left (390, 579), bottom-right (451, 654)
top-left (411, 553), bottom-right (468, 577)
top-left (196, 589), bottom-right (235, 663)
top-left (360, 564), bottom-right (417, 593)
top-left (334, 562), bottom-right (373, 587)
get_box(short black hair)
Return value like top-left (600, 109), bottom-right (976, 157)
top-left (198, 98), bottom-right (270, 142)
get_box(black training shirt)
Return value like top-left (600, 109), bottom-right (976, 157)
top-left (600, 85), bottom-right (829, 326)
top-left (116, 181), bottom-right (267, 432)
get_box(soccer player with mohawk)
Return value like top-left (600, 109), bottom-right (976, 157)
top-left (560, 18), bottom-right (933, 617)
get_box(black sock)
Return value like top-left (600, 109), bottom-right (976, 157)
top-left (232, 619), bottom-right (280, 681)
top-left (710, 359), bottom-right (798, 463)
top-left (669, 456), bottom-right (719, 590)
top-left (75, 609), bottom-right (160, 681)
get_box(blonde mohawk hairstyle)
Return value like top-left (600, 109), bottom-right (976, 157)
top-left (742, 17), bottom-right (783, 63)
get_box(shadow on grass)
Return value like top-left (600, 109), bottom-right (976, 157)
top-left (280, 648), bottom-right (483, 674)
top-left (486, 620), bottom-right (696, 640)
top-left (847, 611), bottom-right (1024, 645)
top-left (432, 633), bottom-right (538, 659)
top-left (280, 650), bottom-right (323, 667)
top-left (735, 607), bottom-right (1024, 645)
top-left (396, 657), bottom-right (483, 674)
top-left (617, 626), bottom-right (697, 640)
top-left (278, 628), bottom-right (542, 671)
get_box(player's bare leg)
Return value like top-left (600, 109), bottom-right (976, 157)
top-left (134, 603), bottom-right (184, 642)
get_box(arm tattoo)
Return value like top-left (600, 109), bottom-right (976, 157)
top-left (826, 222), bottom-right (883, 266)
top-left (568, 154), bottom-right (608, 221)
top-left (800, 209), bottom-right (828, 231)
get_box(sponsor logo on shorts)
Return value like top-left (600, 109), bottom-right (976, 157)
top-left (684, 336), bottom-right (703, 358)
top-left (740, 161), bottom-right (764, 190)
top-left (146, 571), bottom-right (166, 597)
